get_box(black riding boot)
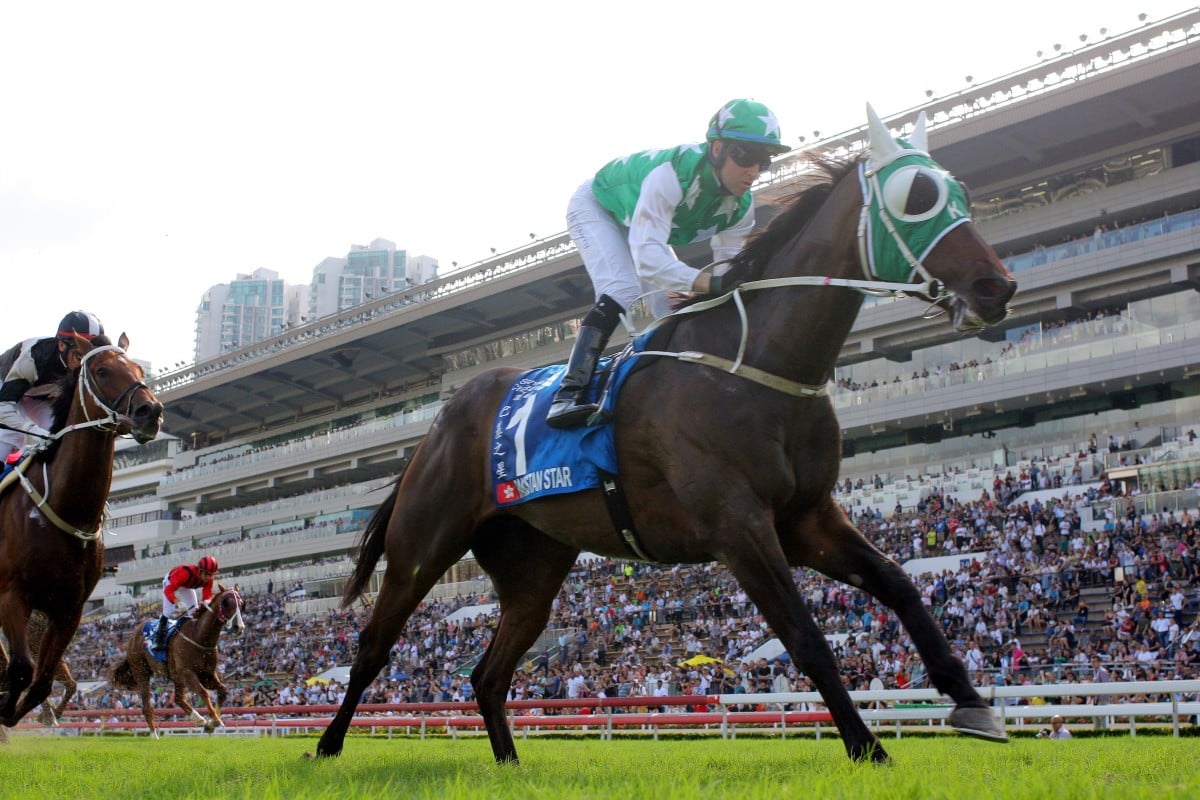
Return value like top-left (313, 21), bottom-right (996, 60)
top-left (155, 616), bottom-right (169, 650)
top-left (546, 295), bottom-right (624, 429)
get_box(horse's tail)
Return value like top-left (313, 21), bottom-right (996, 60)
top-left (110, 658), bottom-right (136, 690)
top-left (341, 470), bottom-right (404, 608)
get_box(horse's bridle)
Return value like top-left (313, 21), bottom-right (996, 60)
top-left (70, 344), bottom-right (152, 437)
top-left (12, 345), bottom-right (151, 543)
top-left (177, 591), bottom-right (244, 651)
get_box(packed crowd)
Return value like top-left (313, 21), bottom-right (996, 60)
top-left (53, 479), bottom-right (1200, 715)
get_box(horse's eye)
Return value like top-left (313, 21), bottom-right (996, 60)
top-left (881, 166), bottom-right (948, 222)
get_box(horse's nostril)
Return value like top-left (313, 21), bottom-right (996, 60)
top-left (973, 276), bottom-right (1016, 304)
top-left (134, 403), bottom-right (164, 423)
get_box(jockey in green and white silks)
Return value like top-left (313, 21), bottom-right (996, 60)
top-left (547, 98), bottom-right (790, 430)
top-left (589, 145), bottom-right (753, 291)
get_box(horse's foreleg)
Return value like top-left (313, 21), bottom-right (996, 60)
top-left (472, 525), bottom-right (578, 764)
top-left (198, 674), bottom-right (226, 728)
top-left (723, 517), bottom-right (887, 763)
top-left (200, 692), bottom-right (222, 731)
top-left (173, 676), bottom-right (207, 726)
top-left (0, 598), bottom-right (32, 725)
top-left (784, 502), bottom-right (1006, 742)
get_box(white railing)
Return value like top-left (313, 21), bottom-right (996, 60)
top-left (727, 679), bottom-right (1200, 738)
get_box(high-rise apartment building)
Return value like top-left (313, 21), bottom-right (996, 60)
top-left (191, 240), bottom-right (439, 365)
top-left (193, 268), bottom-right (303, 362)
top-left (308, 238), bottom-right (438, 321)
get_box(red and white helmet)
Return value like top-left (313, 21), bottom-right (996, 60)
top-left (198, 555), bottom-right (219, 574)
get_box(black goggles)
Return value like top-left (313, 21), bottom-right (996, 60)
top-left (725, 142), bottom-right (773, 171)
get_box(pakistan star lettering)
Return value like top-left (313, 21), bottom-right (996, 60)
top-left (511, 466), bottom-right (574, 497)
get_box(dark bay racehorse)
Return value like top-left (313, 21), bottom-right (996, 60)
top-left (0, 334), bottom-right (162, 728)
top-left (316, 107), bottom-right (1017, 764)
top-left (110, 586), bottom-right (245, 738)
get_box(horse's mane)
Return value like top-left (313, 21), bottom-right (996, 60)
top-left (726, 155), bottom-right (862, 282)
top-left (48, 371), bottom-right (78, 435)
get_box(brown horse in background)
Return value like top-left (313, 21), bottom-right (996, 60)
top-left (110, 586), bottom-right (245, 738)
top-left (316, 109), bottom-right (1017, 765)
top-left (0, 334), bottom-right (162, 728)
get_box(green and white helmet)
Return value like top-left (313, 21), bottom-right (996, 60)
top-left (706, 99), bottom-right (790, 154)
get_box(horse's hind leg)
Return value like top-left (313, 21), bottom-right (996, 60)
top-left (37, 656), bottom-right (74, 726)
top-left (471, 520), bottom-right (579, 764)
top-left (136, 668), bottom-right (159, 739)
top-left (53, 661), bottom-right (76, 722)
top-left (316, 506), bottom-right (476, 758)
top-left (783, 500), bottom-right (1006, 742)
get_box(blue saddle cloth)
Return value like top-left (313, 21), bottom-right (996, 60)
top-left (140, 619), bottom-right (181, 663)
top-left (491, 334), bottom-right (649, 507)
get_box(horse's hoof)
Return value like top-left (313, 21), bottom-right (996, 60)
top-left (948, 706), bottom-right (1009, 742)
top-left (848, 740), bottom-right (891, 764)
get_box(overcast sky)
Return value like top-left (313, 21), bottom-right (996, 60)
top-left (0, 1), bottom-right (1187, 372)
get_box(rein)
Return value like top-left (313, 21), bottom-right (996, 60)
top-left (14, 345), bottom-right (148, 542)
top-left (633, 257), bottom-right (943, 399)
top-left (177, 630), bottom-right (217, 652)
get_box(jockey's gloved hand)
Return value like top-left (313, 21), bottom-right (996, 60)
top-left (707, 273), bottom-right (744, 296)
top-left (25, 424), bottom-right (51, 439)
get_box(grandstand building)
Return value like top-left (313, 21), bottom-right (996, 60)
top-left (99, 10), bottom-right (1200, 615)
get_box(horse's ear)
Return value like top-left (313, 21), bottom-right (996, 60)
top-left (865, 103), bottom-right (901, 168)
top-left (909, 112), bottom-right (929, 153)
top-left (118, 332), bottom-right (130, 351)
top-left (73, 333), bottom-right (95, 356)
top-left (217, 582), bottom-right (226, 593)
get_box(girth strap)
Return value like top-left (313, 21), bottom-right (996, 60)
top-left (599, 470), bottom-right (658, 563)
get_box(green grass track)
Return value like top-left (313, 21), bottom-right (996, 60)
top-left (1, 734), bottom-right (1197, 800)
